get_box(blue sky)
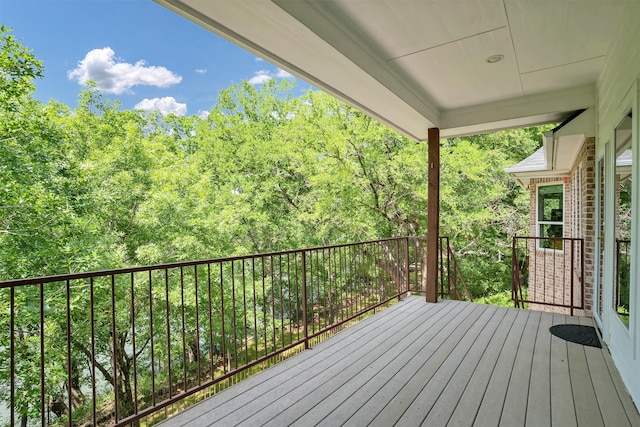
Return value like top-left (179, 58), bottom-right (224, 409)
top-left (1, 0), bottom-right (311, 117)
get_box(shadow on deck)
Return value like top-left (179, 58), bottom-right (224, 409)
top-left (160, 296), bottom-right (640, 426)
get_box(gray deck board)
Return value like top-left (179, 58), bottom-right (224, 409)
top-left (550, 313), bottom-right (577, 427)
top-left (499, 310), bottom-right (541, 426)
top-left (447, 307), bottom-right (524, 426)
top-left (172, 297), bottom-right (421, 426)
top-left (345, 301), bottom-right (482, 426)
top-left (565, 315), bottom-right (605, 427)
top-left (203, 299), bottom-right (422, 426)
top-left (160, 297), bottom-right (640, 427)
top-left (311, 300), bottom-right (476, 426)
top-left (414, 305), bottom-right (508, 426)
top-left (472, 308), bottom-right (531, 426)
top-left (367, 303), bottom-right (491, 426)
top-left (577, 316), bottom-right (634, 427)
top-left (291, 299), bottom-right (458, 426)
top-left (257, 298), bottom-right (446, 426)
top-left (600, 334), bottom-right (640, 427)
top-left (525, 310), bottom-right (553, 427)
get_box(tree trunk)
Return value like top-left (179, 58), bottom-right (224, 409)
top-left (421, 242), bottom-right (428, 293)
top-left (113, 332), bottom-right (137, 424)
top-left (376, 242), bottom-right (408, 292)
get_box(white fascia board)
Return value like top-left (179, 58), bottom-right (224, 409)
top-left (506, 170), bottom-right (570, 190)
top-left (154, 0), bottom-right (437, 141)
top-left (515, 178), bottom-right (530, 190)
top-left (509, 170), bottom-right (570, 180)
top-left (554, 134), bottom-right (587, 171)
top-left (505, 165), bottom-right (548, 174)
top-left (440, 84), bottom-right (595, 138)
top-left (543, 131), bottom-right (554, 170)
top-left (440, 112), bottom-right (569, 139)
top-left (504, 174), bottom-right (532, 190)
top-left (554, 107), bottom-right (595, 138)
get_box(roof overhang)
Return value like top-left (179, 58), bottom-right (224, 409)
top-left (154, 0), bottom-right (630, 141)
top-left (506, 108), bottom-right (594, 189)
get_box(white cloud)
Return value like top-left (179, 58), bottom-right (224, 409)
top-left (276, 68), bottom-right (292, 78)
top-left (248, 70), bottom-right (274, 85)
top-left (134, 97), bottom-right (187, 116)
top-left (255, 57), bottom-right (265, 62)
top-left (248, 68), bottom-right (293, 85)
top-left (68, 47), bottom-right (182, 94)
top-left (195, 68), bottom-right (207, 74)
top-left (197, 110), bottom-right (210, 119)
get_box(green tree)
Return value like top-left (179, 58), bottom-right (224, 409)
top-left (0, 25), bottom-right (42, 109)
top-left (441, 127), bottom-right (544, 296)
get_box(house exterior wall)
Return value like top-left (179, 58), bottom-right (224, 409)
top-left (595, 1), bottom-right (640, 406)
top-left (580, 138), bottom-right (597, 313)
top-left (527, 138), bottom-right (595, 315)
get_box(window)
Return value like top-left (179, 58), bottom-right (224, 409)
top-left (537, 183), bottom-right (564, 249)
top-left (614, 111), bottom-right (632, 327)
top-left (572, 165), bottom-right (582, 239)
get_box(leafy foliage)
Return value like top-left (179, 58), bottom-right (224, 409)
top-left (441, 127), bottom-right (546, 297)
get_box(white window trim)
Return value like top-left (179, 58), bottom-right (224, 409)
top-left (572, 165), bottom-right (583, 239)
top-left (536, 182), bottom-right (565, 250)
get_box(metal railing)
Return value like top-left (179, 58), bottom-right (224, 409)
top-left (438, 236), bottom-right (472, 302)
top-left (1, 236), bottom-right (468, 426)
top-left (511, 236), bottom-right (585, 315)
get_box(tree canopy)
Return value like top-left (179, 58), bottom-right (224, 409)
top-left (0, 23), bottom-right (546, 324)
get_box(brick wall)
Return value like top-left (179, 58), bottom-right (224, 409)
top-left (527, 138), bottom-right (595, 315)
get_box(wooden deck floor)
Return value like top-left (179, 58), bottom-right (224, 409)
top-left (161, 296), bottom-right (640, 426)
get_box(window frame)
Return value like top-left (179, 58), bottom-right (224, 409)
top-left (536, 182), bottom-right (565, 250)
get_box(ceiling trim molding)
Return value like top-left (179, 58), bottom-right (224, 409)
top-left (272, 0), bottom-right (441, 125)
top-left (439, 84), bottom-right (595, 137)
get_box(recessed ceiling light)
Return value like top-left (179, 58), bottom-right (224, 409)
top-left (486, 54), bottom-right (504, 64)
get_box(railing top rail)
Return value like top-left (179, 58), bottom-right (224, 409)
top-left (1, 235), bottom-right (428, 288)
top-left (513, 236), bottom-right (584, 242)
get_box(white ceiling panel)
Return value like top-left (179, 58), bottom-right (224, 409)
top-left (521, 56), bottom-right (605, 95)
top-left (334, 0), bottom-right (507, 60)
top-left (391, 27), bottom-right (522, 110)
top-left (506, 0), bottom-right (628, 74)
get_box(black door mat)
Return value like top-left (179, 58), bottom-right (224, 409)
top-left (549, 324), bottom-right (602, 348)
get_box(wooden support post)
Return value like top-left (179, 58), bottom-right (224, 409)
top-left (426, 127), bottom-right (440, 303)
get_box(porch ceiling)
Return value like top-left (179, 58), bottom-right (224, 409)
top-left (154, 0), bottom-right (630, 140)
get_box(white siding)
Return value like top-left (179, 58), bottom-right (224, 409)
top-left (595, 1), bottom-right (640, 408)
